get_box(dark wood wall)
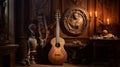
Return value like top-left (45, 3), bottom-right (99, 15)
top-left (14, 0), bottom-right (30, 63)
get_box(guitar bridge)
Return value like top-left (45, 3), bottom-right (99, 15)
top-left (55, 54), bottom-right (61, 56)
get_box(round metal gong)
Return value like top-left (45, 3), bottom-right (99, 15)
top-left (62, 7), bottom-right (88, 36)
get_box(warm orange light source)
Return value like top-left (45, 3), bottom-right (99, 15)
top-left (107, 18), bottom-right (110, 25)
top-left (95, 11), bottom-right (97, 17)
top-left (89, 11), bottom-right (92, 18)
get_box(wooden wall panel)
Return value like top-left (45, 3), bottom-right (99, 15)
top-left (30, 0), bottom-right (52, 22)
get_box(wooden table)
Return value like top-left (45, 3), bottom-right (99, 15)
top-left (90, 39), bottom-right (120, 64)
top-left (0, 44), bottom-right (19, 67)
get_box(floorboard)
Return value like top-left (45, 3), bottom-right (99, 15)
top-left (16, 63), bottom-right (108, 67)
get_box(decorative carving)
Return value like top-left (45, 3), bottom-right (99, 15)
top-left (0, 0), bottom-right (8, 43)
top-left (31, 0), bottom-right (51, 20)
top-left (0, 33), bottom-right (7, 43)
top-left (23, 14), bottom-right (49, 66)
top-left (37, 14), bottom-right (49, 48)
top-left (27, 22), bottom-right (38, 65)
top-left (71, 0), bottom-right (82, 5)
top-left (71, 0), bottom-right (78, 4)
top-left (62, 7), bottom-right (88, 36)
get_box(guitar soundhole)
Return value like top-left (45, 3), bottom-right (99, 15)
top-left (56, 43), bottom-right (60, 48)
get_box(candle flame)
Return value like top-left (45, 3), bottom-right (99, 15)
top-left (107, 18), bottom-right (110, 25)
top-left (95, 11), bottom-right (97, 17)
top-left (90, 11), bottom-right (92, 18)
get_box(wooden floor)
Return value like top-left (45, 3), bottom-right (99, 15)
top-left (16, 63), bottom-right (108, 67)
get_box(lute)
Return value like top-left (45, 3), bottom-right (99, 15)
top-left (48, 10), bottom-right (67, 64)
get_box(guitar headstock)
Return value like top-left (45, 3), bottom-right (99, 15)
top-left (55, 10), bottom-right (61, 20)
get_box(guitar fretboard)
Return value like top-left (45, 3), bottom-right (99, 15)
top-left (55, 10), bottom-right (61, 44)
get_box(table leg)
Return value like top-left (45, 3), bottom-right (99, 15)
top-left (10, 53), bottom-right (15, 67)
top-left (0, 56), bottom-right (3, 67)
top-left (93, 42), bottom-right (96, 64)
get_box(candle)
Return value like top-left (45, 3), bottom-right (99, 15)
top-left (90, 11), bottom-right (92, 18)
top-left (107, 18), bottom-right (110, 25)
top-left (95, 11), bottom-right (97, 17)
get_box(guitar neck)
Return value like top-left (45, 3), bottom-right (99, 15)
top-left (56, 10), bottom-right (60, 43)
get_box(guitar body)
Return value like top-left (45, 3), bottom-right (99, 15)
top-left (48, 37), bottom-right (67, 64)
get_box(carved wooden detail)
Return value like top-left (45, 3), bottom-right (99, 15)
top-left (30, 0), bottom-right (51, 22)
top-left (62, 0), bottom-right (89, 12)
top-left (60, 0), bottom-right (89, 38)
top-left (62, 7), bottom-right (88, 36)
top-left (0, 0), bottom-right (14, 43)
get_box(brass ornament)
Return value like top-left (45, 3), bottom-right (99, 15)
top-left (62, 7), bottom-right (88, 36)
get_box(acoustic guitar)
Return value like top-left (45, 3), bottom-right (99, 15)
top-left (48, 10), bottom-right (67, 64)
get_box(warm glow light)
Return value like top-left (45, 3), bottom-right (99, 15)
top-left (90, 11), bottom-right (92, 18)
top-left (107, 18), bottom-right (110, 25)
top-left (95, 11), bottom-right (97, 17)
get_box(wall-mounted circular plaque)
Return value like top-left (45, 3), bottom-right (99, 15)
top-left (62, 7), bottom-right (88, 36)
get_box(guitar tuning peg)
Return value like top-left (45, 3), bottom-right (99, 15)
top-left (55, 9), bottom-right (61, 19)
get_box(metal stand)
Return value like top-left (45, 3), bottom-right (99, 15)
top-left (28, 36), bottom-right (38, 65)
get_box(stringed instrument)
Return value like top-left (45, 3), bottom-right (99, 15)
top-left (48, 10), bottom-right (67, 65)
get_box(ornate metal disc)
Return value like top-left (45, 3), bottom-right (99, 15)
top-left (62, 7), bottom-right (88, 36)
